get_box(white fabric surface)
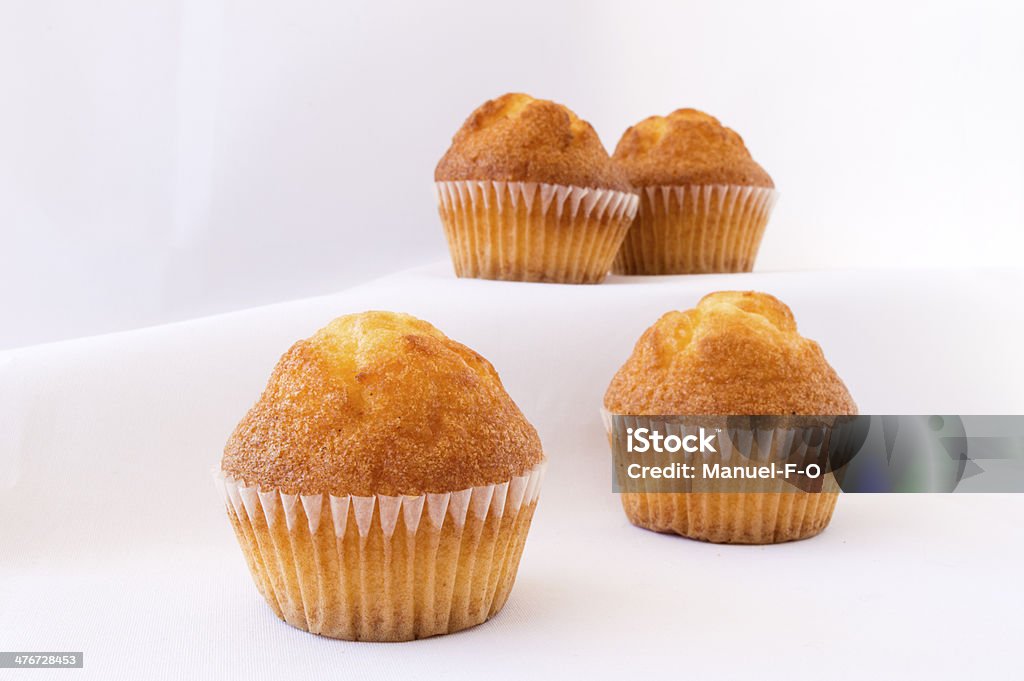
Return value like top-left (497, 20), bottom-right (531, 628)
top-left (1, 262), bottom-right (1022, 680)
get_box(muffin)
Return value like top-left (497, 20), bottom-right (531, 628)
top-left (603, 291), bottom-right (856, 544)
top-left (220, 311), bottom-right (546, 641)
top-left (611, 109), bottom-right (777, 275)
top-left (435, 93), bottom-right (638, 284)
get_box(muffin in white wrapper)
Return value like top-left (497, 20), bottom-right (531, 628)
top-left (612, 109), bottom-right (777, 275)
top-left (221, 311), bottom-right (547, 640)
top-left (602, 291), bottom-right (858, 544)
top-left (435, 93), bottom-right (636, 284)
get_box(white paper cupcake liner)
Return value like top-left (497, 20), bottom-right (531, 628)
top-left (601, 409), bottom-right (838, 543)
top-left (219, 461), bottom-right (546, 641)
top-left (612, 184), bottom-right (777, 275)
top-left (435, 180), bottom-right (639, 284)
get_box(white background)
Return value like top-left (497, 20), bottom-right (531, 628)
top-left (2, 0), bottom-right (1023, 350)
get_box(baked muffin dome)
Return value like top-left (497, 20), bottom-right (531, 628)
top-left (222, 311), bottom-right (543, 496)
top-left (604, 291), bottom-right (856, 415)
top-left (435, 92), bottom-right (630, 191)
top-left (613, 109), bottom-right (773, 188)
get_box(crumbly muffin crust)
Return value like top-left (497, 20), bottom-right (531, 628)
top-left (435, 93), bottom-right (631, 191)
top-left (604, 291), bottom-right (856, 415)
top-left (223, 311), bottom-right (543, 496)
top-left (613, 109), bottom-right (774, 188)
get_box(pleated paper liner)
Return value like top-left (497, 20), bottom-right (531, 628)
top-left (435, 180), bottom-right (639, 284)
top-left (612, 184), bottom-right (777, 275)
top-left (220, 462), bottom-right (546, 641)
top-left (602, 410), bottom-right (838, 544)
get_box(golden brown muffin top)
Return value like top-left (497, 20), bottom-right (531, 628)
top-left (604, 291), bottom-right (856, 415)
top-left (222, 311), bottom-right (543, 496)
top-left (613, 109), bottom-right (774, 188)
top-left (435, 93), bottom-right (631, 191)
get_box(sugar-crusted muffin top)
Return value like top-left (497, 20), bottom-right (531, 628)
top-left (604, 291), bottom-right (855, 415)
top-left (222, 311), bottom-right (543, 496)
top-left (613, 109), bottom-right (774, 188)
top-left (435, 93), bottom-right (632, 192)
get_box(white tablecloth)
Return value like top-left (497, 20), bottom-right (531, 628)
top-left (2, 263), bottom-right (1022, 680)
